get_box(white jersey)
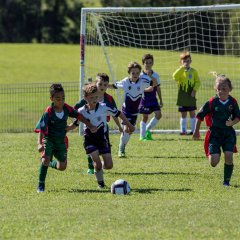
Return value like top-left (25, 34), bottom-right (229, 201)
top-left (78, 102), bottom-right (120, 134)
top-left (114, 75), bottom-right (152, 115)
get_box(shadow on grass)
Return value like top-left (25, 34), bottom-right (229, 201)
top-left (110, 171), bottom-right (198, 176)
top-left (133, 188), bottom-right (193, 193)
top-left (153, 138), bottom-right (204, 142)
top-left (233, 185), bottom-right (240, 188)
top-left (152, 156), bottom-right (204, 159)
top-left (68, 189), bottom-right (109, 193)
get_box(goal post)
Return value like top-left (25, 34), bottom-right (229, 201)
top-left (80, 4), bottom-right (240, 133)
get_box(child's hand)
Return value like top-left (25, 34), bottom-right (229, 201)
top-left (37, 144), bottom-right (44, 152)
top-left (191, 90), bottom-right (196, 98)
top-left (159, 102), bottom-right (163, 108)
top-left (226, 119), bottom-right (234, 127)
top-left (192, 131), bottom-right (200, 140)
top-left (89, 125), bottom-right (98, 133)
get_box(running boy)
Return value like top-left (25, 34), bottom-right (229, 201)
top-left (75, 84), bottom-right (134, 188)
top-left (139, 54), bottom-right (163, 140)
top-left (193, 75), bottom-right (240, 186)
top-left (35, 83), bottom-right (96, 192)
top-left (109, 61), bottom-right (157, 157)
top-left (173, 51), bottom-right (200, 135)
top-left (73, 73), bottom-right (122, 174)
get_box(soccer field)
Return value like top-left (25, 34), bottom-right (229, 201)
top-left (1, 133), bottom-right (240, 239)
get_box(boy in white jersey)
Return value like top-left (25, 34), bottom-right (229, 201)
top-left (108, 61), bottom-right (157, 157)
top-left (75, 84), bottom-right (134, 188)
top-left (139, 54), bottom-right (163, 140)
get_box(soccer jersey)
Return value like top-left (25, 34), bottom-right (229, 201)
top-left (173, 66), bottom-right (200, 107)
top-left (35, 103), bottom-right (80, 138)
top-left (139, 71), bottom-right (160, 108)
top-left (114, 76), bottom-right (152, 116)
top-left (74, 92), bottom-right (117, 122)
top-left (197, 95), bottom-right (240, 129)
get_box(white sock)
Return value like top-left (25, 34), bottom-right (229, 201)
top-left (146, 117), bottom-right (159, 130)
top-left (140, 121), bottom-right (146, 138)
top-left (190, 117), bottom-right (196, 132)
top-left (119, 132), bottom-right (130, 152)
top-left (95, 169), bottom-right (104, 182)
top-left (180, 118), bottom-right (187, 133)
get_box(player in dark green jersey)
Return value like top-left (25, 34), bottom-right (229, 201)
top-left (73, 73), bottom-right (122, 174)
top-left (193, 75), bottom-right (240, 186)
top-left (35, 83), bottom-right (96, 192)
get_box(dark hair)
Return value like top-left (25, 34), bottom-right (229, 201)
top-left (127, 61), bottom-right (142, 74)
top-left (49, 83), bottom-right (64, 97)
top-left (142, 54), bottom-right (154, 64)
top-left (96, 73), bottom-right (109, 83)
top-left (83, 83), bottom-right (98, 97)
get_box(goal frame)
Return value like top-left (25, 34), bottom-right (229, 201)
top-left (80, 4), bottom-right (240, 134)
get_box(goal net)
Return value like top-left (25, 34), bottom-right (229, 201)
top-left (80, 5), bottom-right (240, 133)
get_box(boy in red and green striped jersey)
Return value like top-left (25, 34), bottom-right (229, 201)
top-left (193, 75), bottom-right (240, 186)
top-left (35, 83), bottom-right (96, 192)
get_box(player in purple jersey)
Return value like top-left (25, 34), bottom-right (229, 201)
top-left (35, 83), bottom-right (97, 192)
top-left (139, 54), bottom-right (163, 140)
top-left (74, 84), bottom-right (134, 189)
top-left (109, 61), bottom-right (157, 157)
top-left (193, 74), bottom-right (240, 186)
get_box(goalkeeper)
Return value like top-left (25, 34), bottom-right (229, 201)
top-left (173, 51), bottom-right (200, 135)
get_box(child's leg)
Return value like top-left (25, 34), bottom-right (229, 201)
top-left (189, 110), bottom-right (196, 133)
top-left (209, 154), bottom-right (221, 167)
top-left (223, 151), bottom-right (234, 185)
top-left (180, 111), bottom-right (187, 134)
top-left (102, 153), bottom-right (113, 170)
top-left (146, 110), bottom-right (161, 131)
top-left (140, 114), bottom-right (148, 139)
top-left (119, 126), bottom-right (131, 156)
top-left (38, 156), bottom-right (51, 192)
top-left (90, 150), bottom-right (104, 187)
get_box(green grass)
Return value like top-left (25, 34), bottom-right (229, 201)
top-left (1, 133), bottom-right (240, 239)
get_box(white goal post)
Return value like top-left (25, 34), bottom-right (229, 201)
top-left (80, 4), bottom-right (240, 133)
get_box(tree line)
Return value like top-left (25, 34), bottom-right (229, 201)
top-left (0, 0), bottom-right (238, 48)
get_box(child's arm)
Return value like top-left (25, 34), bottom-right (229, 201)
top-left (112, 116), bottom-right (123, 133)
top-left (108, 83), bottom-right (116, 89)
top-left (66, 122), bottom-right (78, 131)
top-left (156, 85), bottom-right (163, 107)
top-left (192, 118), bottom-right (202, 140)
top-left (226, 117), bottom-right (240, 127)
top-left (77, 114), bottom-right (97, 133)
top-left (37, 132), bottom-right (44, 152)
top-left (118, 112), bottom-right (135, 133)
top-left (172, 66), bottom-right (185, 82)
top-left (144, 86), bottom-right (154, 92)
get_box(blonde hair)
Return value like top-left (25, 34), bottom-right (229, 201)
top-left (83, 83), bottom-right (98, 97)
top-left (180, 51), bottom-right (191, 60)
top-left (210, 72), bottom-right (233, 91)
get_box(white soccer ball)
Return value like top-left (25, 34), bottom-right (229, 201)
top-left (111, 179), bottom-right (131, 195)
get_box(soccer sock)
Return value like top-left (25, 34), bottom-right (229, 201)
top-left (39, 164), bottom-right (48, 184)
top-left (119, 132), bottom-right (130, 152)
top-left (146, 117), bottom-right (159, 131)
top-left (224, 164), bottom-right (234, 183)
top-left (180, 117), bottom-right (187, 133)
top-left (190, 117), bottom-right (196, 132)
top-left (140, 121), bottom-right (146, 138)
top-left (95, 169), bottom-right (104, 182)
top-left (87, 155), bottom-right (94, 169)
top-left (49, 160), bottom-right (57, 169)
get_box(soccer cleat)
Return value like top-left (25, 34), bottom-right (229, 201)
top-left (87, 168), bottom-right (94, 175)
top-left (145, 130), bottom-right (153, 140)
top-left (180, 132), bottom-right (187, 135)
top-left (139, 137), bottom-right (147, 141)
top-left (98, 181), bottom-right (105, 189)
top-left (118, 151), bottom-right (126, 158)
top-left (187, 131), bottom-right (193, 135)
top-left (37, 182), bottom-right (45, 193)
top-left (223, 181), bottom-right (230, 187)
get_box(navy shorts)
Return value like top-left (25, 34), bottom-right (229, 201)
top-left (84, 135), bottom-right (110, 155)
top-left (139, 105), bottom-right (161, 114)
top-left (121, 113), bottom-right (138, 126)
top-left (178, 106), bottom-right (196, 112)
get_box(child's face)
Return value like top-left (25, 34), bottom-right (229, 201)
top-left (51, 91), bottom-right (65, 110)
top-left (143, 58), bottom-right (153, 71)
top-left (85, 91), bottom-right (99, 108)
top-left (96, 78), bottom-right (108, 94)
top-left (215, 82), bottom-right (231, 100)
top-left (129, 67), bottom-right (141, 82)
top-left (181, 57), bottom-right (191, 68)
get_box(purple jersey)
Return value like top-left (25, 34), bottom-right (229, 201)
top-left (114, 76), bottom-right (151, 116)
top-left (139, 71), bottom-right (160, 108)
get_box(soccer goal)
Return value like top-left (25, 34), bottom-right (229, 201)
top-left (80, 4), bottom-right (240, 133)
